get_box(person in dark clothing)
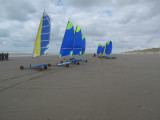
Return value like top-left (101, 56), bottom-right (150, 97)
top-left (2, 52), bottom-right (4, 60)
top-left (5, 53), bottom-right (7, 60)
top-left (6, 53), bottom-right (9, 60)
top-left (0, 53), bottom-right (1, 61)
top-left (4, 53), bottom-right (6, 60)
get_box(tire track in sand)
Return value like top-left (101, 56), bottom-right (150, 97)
top-left (0, 66), bottom-right (68, 93)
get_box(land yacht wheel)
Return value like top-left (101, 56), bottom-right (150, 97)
top-left (44, 66), bottom-right (47, 69)
top-left (38, 67), bottom-right (42, 71)
top-left (48, 64), bottom-right (51, 67)
top-left (66, 64), bottom-right (69, 67)
top-left (20, 66), bottom-right (24, 70)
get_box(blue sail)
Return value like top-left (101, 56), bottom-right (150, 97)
top-left (97, 44), bottom-right (102, 55)
top-left (82, 35), bottom-right (86, 54)
top-left (33, 11), bottom-right (51, 57)
top-left (105, 41), bottom-right (112, 55)
top-left (59, 21), bottom-right (74, 57)
top-left (101, 45), bottom-right (105, 55)
top-left (73, 26), bottom-right (82, 55)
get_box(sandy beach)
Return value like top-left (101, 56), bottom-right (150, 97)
top-left (0, 54), bottom-right (160, 120)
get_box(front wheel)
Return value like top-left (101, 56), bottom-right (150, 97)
top-left (38, 67), bottom-right (42, 71)
top-left (48, 64), bottom-right (51, 67)
top-left (66, 64), bottom-right (69, 67)
top-left (20, 66), bottom-right (24, 70)
top-left (44, 66), bottom-right (47, 69)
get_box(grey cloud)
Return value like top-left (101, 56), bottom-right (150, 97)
top-left (62, 0), bottom-right (142, 9)
top-left (0, 0), bottom-right (160, 53)
top-left (0, 0), bottom-right (37, 21)
top-left (85, 24), bottom-right (107, 37)
top-left (63, 0), bottom-right (112, 8)
top-left (0, 28), bottom-right (10, 37)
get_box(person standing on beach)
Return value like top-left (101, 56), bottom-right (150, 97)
top-left (4, 53), bottom-right (6, 60)
top-left (0, 53), bottom-right (1, 61)
top-left (6, 53), bottom-right (9, 60)
top-left (2, 52), bottom-right (4, 60)
top-left (4, 53), bottom-right (7, 60)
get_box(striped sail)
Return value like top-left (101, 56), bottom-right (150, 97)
top-left (73, 26), bottom-right (82, 55)
top-left (33, 11), bottom-right (51, 57)
top-left (59, 21), bottom-right (74, 57)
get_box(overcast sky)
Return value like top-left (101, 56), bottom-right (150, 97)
top-left (0, 0), bottom-right (160, 53)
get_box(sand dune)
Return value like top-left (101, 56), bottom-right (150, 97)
top-left (123, 48), bottom-right (160, 54)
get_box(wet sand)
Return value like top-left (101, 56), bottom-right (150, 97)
top-left (0, 54), bottom-right (160, 120)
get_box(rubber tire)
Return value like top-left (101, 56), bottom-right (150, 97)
top-left (38, 67), bottom-right (42, 71)
top-left (48, 64), bottom-right (51, 67)
top-left (44, 66), bottom-right (47, 69)
top-left (20, 66), bottom-right (24, 70)
top-left (86, 60), bottom-right (88, 62)
top-left (66, 64), bottom-right (69, 67)
top-left (77, 62), bottom-right (80, 65)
